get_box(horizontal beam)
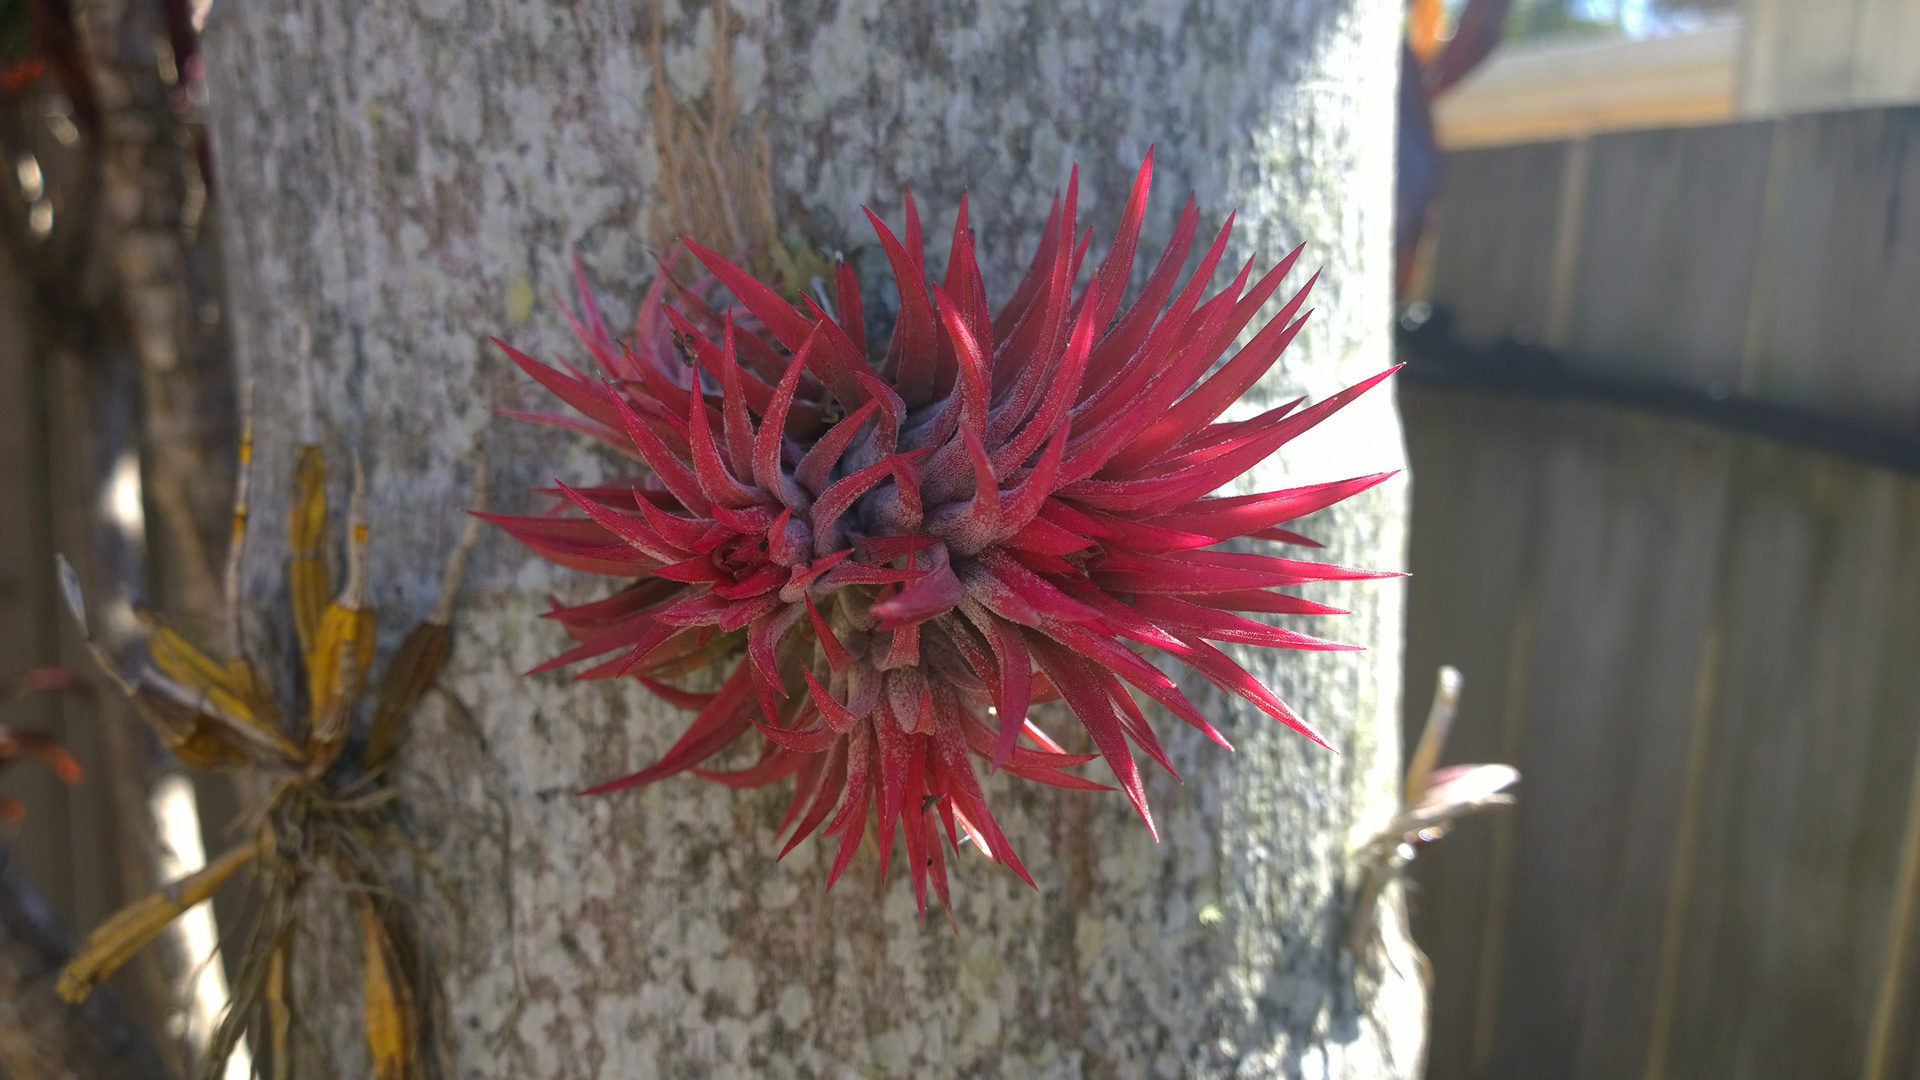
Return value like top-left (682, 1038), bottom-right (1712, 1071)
top-left (1397, 309), bottom-right (1920, 477)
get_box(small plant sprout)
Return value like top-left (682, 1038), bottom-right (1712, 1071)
top-left (1350, 666), bottom-right (1521, 957)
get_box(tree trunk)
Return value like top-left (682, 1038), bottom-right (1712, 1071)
top-left (203, 1), bottom-right (1420, 1075)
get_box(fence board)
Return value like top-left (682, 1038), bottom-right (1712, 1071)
top-left (1426, 140), bottom-right (1572, 346)
top-left (1740, 108), bottom-right (1920, 426)
top-left (1399, 388), bottom-right (1547, 1080)
top-left (1866, 501), bottom-right (1920, 1080)
top-left (1561, 121), bottom-right (1776, 390)
top-left (1662, 452), bottom-right (1920, 1078)
top-left (1403, 383), bottom-right (1920, 1079)
top-left (1548, 412), bottom-right (1733, 1080)
top-left (1425, 106), bottom-right (1920, 432)
top-left (0, 244), bottom-right (167, 1033)
top-left (0, 231), bottom-right (71, 923)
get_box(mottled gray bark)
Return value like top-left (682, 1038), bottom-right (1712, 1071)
top-left (203, 1), bottom-right (1419, 1076)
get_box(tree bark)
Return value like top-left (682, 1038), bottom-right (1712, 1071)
top-left (203, 1), bottom-right (1420, 1076)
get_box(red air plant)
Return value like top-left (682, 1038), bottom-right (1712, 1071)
top-left (490, 152), bottom-right (1397, 913)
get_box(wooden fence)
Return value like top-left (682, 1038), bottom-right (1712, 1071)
top-left (0, 242), bottom-right (180, 1056)
top-left (1406, 105), bottom-right (1920, 1079)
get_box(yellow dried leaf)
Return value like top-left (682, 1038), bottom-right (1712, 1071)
top-left (304, 602), bottom-right (375, 773)
top-left (144, 619), bottom-right (238, 696)
top-left (290, 445), bottom-right (331, 655)
top-left (364, 622), bottom-right (450, 769)
top-left (305, 602), bottom-right (376, 727)
top-left (145, 621), bottom-right (299, 762)
top-left (174, 721), bottom-right (257, 770)
top-left (57, 841), bottom-right (259, 1003)
top-left (127, 619), bottom-right (302, 767)
top-left (357, 898), bottom-right (412, 1080)
top-left (225, 655), bottom-right (281, 728)
top-left (267, 939), bottom-right (292, 1080)
top-left (129, 692), bottom-right (251, 769)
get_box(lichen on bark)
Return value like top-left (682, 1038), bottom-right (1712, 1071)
top-left (204, 1), bottom-right (1422, 1075)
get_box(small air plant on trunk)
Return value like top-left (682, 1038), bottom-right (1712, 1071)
top-left (55, 398), bottom-right (485, 1080)
top-left (493, 152), bottom-right (1397, 913)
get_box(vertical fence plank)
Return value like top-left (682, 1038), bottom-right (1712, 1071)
top-left (1400, 386), bottom-right (1548, 1080)
top-left (1861, 487), bottom-right (1920, 1080)
top-left (1739, 108), bottom-right (1920, 427)
top-left (1662, 449), bottom-right (1920, 1078)
top-left (1430, 107), bottom-right (1920, 434)
top-left (1480, 406), bottom-right (1730, 1080)
top-left (1425, 141), bottom-right (1571, 346)
top-left (0, 232), bottom-right (71, 923)
top-left (1404, 388), bottom-right (1920, 1077)
top-left (42, 343), bottom-right (178, 1041)
top-left (1561, 122), bottom-right (1776, 389)
top-left (0, 215), bottom-right (173, 1050)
